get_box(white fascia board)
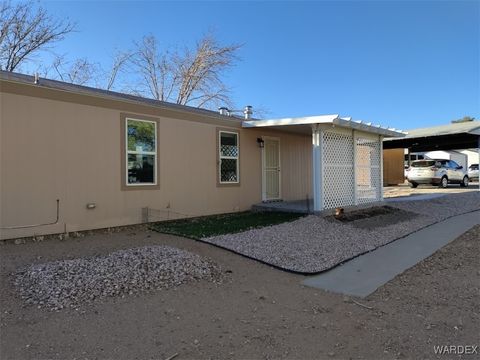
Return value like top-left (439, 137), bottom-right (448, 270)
top-left (242, 114), bottom-right (405, 138)
top-left (334, 118), bottom-right (405, 137)
top-left (470, 127), bottom-right (480, 136)
top-left (242, 114), bottom-right (340, 128)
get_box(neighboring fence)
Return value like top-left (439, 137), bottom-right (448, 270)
top-left (383, 148), bottom-right (405, 185)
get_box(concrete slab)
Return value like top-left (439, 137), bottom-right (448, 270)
top-left (302, 210), bottom-right (480, 298)
top-left (385, 193), bottom-right (446, 202)
top-left (252, 200), bottom-right (312, 213)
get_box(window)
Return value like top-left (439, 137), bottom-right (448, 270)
top-left (126, 118), bottom-right (157, 185)
top-left (219, 131), bottom-right (239, 183)
top-left (411, 160), bottom-right (436, 167)
top-left (448, 160), bottom-right (460, 169)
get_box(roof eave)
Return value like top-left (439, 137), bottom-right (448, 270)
top-left (243, 115), bottom-right (405, 138)
top-left (0, 70), bottom-right (243, 123)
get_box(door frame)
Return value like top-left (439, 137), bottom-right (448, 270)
top-left (261, 136), bottom-right (282, 202)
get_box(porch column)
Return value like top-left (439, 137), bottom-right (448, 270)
top-left (379, 135), bottom-right (384, 201)
top-left (352, 130), bottom-right (358, 205)
top-left (312, 125), bottom-right (323, 212)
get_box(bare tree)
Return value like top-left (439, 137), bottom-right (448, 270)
top-left (104, 51), bottom-right (131, 90)
top-left (45, 51), bottom-right (130, 89)
top-left (130, 34), bottom-right (241, 109)
top-left (50, 55), bottom-right (99, 86)
top-left (0, 0), bottom-right (75, 71)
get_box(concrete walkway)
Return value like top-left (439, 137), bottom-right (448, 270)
top-left (385, 193), bottom-right (446, 202)
top-left (303, 210), bottom-right (480, 298)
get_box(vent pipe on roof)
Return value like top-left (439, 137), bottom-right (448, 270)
top-left (244, 105), bottom-right (253, 120)
top-left (218, 107), bottom-right (230, 116)
top-left (34, 72), bottom-right (39, 84)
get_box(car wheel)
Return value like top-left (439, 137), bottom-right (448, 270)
top-left (439, 176), bottom-right (448, 188)
top-left (460, 176), bottom-right (469, 187)
top-left (409, 182), bottom-right (418, 188)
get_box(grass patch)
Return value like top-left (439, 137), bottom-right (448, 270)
top-left (151, 211), bottom-right (304, 239)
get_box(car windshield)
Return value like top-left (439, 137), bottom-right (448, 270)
top-left (411, 160), bottom-right (436, 168)
top-left (469, 164), bottom-right (479, 170)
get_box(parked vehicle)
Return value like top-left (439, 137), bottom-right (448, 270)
top-left (468, 164), bottom-right (479, 181)
top-left (404, 153), bottom-right (425, 178)
top-left (405, 159), bottom-right (469, 188)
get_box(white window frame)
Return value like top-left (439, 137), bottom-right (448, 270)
top-left (218, 130), bottom-right (240, 184)
top-left (125, 117), bottom-right (158, 186)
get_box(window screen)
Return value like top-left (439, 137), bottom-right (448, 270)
top-left (219, 131), bottom-right (239, 183)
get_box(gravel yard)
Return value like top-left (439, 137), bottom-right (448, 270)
top-left (203, 192), bottom-right (480, 273)
top-left (13, 246), bottom-right (221, 311)
top-left (1, 225), bottom-right (478, 359)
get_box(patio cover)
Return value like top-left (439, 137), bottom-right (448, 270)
top-left (243, 114), bottom-right (405, 138)
top-left (243, 115), bottom-right (405, 212)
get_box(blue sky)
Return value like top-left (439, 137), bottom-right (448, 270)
top-left (27, 0), bottom-right (480, 130)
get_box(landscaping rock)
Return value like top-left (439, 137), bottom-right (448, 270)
top-left (203, 192), bottom-right (480, 273)
top-left (13, 245), bottom-right (222, 310)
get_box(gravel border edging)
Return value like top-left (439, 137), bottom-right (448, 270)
top-left (190, 207), bottom-right (480, 275)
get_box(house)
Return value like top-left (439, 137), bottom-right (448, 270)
top-left (0, 71), bottom-right (404, 240)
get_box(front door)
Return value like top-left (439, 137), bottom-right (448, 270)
top-left (263, 137), bottom-right (281, 201)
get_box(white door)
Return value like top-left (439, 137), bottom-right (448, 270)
top-left (263, 137), bottom-right (281, 201)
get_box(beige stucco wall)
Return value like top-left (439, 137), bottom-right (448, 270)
top-left (0, 88), bottom-right (312, 240)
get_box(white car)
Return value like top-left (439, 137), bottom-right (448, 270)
top-left (406, 159), bottom-right (469, 188)
top-left (468, 164), bottom-right (478, 181)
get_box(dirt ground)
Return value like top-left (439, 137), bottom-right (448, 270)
top-left (1, 225), bottom-right (479, 360)
top-left (384, 182), bottom-right (479, 198)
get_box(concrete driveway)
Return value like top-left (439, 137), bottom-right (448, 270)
top-left (384, 181), bottom-right (479, 199)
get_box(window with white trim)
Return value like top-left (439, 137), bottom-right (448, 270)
top-left (219, 131), bottom-right (239, 183)
top-left (126, 118), bottom-right (157, 185)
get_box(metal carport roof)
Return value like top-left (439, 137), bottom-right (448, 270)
top-left (383, 121), bottom-right (480, 151)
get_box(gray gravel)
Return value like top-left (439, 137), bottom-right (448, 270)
top-left (13, 245), bottom-right (222, 310)
top-left (203, 192), bottom-right (480, 273)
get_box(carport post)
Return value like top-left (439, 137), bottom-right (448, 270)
top-left (312, 125), bottom-right (323, 212)
top-left (380, 135), bottom-right (384, 201)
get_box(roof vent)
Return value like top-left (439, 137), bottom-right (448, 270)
top-left (34, 72), bottom-right (39, 84)
top-left (218, 107), bottom-right (230, 116)
top-left (244, 105), bottom-right (253, 120)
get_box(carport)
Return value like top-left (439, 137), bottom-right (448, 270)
top-left (383, 121), bottom-right (480, 188)
top-left (243, 115), bottom-right (405, 212)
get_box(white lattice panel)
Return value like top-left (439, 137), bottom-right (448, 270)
top-left (322, 130), bottom-right (355, 209)
top-left (355, 136), bottom-right (381, 204)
